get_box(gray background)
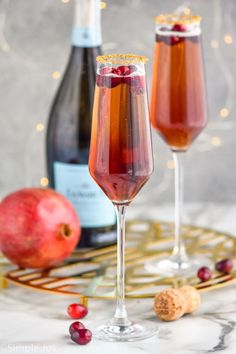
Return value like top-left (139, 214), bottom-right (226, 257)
top-left (0, 0), bottom-right (235, 206)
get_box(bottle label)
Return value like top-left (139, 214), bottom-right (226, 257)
top-left (72, 27), bottom-right (102, 47)
top-left (72, 0), bottom-right (102, 47)
top-left (54, 162), bottom-right (115, 228)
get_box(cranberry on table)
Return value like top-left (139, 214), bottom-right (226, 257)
top-left (215, 259), bottom-right (234, 274)
top-left (67, 303), bottom-right (88, 319)
top-left (197, 266), bottom-right (212, 282)
top-left (69, 321), bottom-right (85, 335)
top-left (71, 328), bottom-right (92, 345)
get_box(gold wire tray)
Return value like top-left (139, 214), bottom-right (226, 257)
top-left (5, 221), bottom-right (236, 300)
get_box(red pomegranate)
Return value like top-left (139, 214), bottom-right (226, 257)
top-left (0, 188), bottom-right (81, 269)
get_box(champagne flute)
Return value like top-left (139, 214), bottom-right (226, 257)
top-left (149, 14), bottom-right (208, 275)
top-left (89, 54), bottom-right (157, 341)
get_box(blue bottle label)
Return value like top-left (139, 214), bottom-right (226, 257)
top-left (72, 27), bottom-right (102, 47)
top-left (54, 162), bottom-right (115, 228)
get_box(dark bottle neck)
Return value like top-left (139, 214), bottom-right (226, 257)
top-left (69, 46), bottom-right (102, 66)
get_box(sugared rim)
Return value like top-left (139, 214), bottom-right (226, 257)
top-left (96, 54), bottom-right (148, 65)
top-left (155, 14), bottom-right (202, 25)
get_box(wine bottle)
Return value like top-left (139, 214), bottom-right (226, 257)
top-left (46, 0), bottom-right (116, 247)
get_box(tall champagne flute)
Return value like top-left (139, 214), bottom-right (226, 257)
top-left (149, 14), bottom-right (208, 275)
top-left (89, 54), bottom-right (157, 341)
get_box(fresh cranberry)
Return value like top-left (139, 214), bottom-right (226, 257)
top-left (117, 65), bottom-right (131, 76)
top-left (170, 36), bottom-right (182, 45)
top-left (169, 23), bottom-right (187, 46)
top-left (111, 77), bottom-right (122, 88)
top-left (159, 26), bottom-right (169, 32)
top-left (127, 74), bottom-right (145, 90)
top-left (67, 303), bottom-right (88, 319)
top-left (100, 67), bottom-right (112, 75)
top-left (197, 266), bottom-right (212, 282)
top-left (111, 67), bottom-right (122, 76)
top-left (128, 65), bottom-right (137, 73)
top-left (172, 23), bottom-right (188, 32)
top-left (71, 328), bottom-right (92, 345)
top-left (96, 74), bottom-right (121, 88)
top-left (125, 74), bottom-right (146, 94)
top-left (124, 76), bottom-right (131, 85)
top-left (215, 259), bottom-right (234, 274)
top-left (69, 321), bottom-right (85, 335)
top-left (110, 68), bottom-right (123, 87)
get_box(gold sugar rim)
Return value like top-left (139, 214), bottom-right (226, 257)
top-left (155, 14), bottom-right (202, 25)
top-left (96, 54), bottom-right (148, 65)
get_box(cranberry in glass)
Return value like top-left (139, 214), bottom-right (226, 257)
top-left (172, 23), bottom-right (188, 32)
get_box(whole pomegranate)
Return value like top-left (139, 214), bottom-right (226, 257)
top-left (0, 188), bottom-right (81, 269)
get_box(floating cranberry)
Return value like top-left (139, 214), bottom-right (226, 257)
top-left (99, 67), bottom-right (112, 75)
top-left (67, 303), bottom-right (88, 319)
top-left (197, 266), bottom-right (212, 282)
top-left (215, 259), bottom-right (234, 274)
top-left (159, 26), bottom-right (170, 32)
top-left (169, 23), bottom-right (188, 46)
top-left (69, 321), bottom-right (85, 335)
top-left (117, 65), bottom-right (131, 76)
top-left (170, 36), bottom-right (181, 45)
top-left (96, 74), bottom-right (121, 88)
top-left (128, 65), bottom-right (137, 73)
top-left (172, 23), bottom-right (188, 32)
top-left (127, 74), bottom-right (145, 92)
top-left (130, 75), bottom-right (143, 86)
top-left (96, 66), bottom-right (144, 90)
top-left (71, 328), bottom-right (92, 345)
top-left (111, 77), bottom-right (122, 88)
top-left (111, 67), bottom-right (122, 76)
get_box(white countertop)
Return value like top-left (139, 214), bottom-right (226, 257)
top-left (1, 203), bottom-right (236, 354)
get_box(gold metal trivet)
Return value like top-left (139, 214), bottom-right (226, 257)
top-left (5, 221), bottom-right (236, 300)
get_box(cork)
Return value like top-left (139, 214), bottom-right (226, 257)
top-left (154, 285), bottom-right (201, 321)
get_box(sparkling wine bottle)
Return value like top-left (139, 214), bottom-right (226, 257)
top-left (46, 0), bottom-right (116, 247)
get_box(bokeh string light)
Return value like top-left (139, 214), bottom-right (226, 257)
top-left (36, 123), bottom-right (45, 132)
top-left (224, 34), bottom-right (233, 45)
top-left (192, 0), bottom-right (235, 156)
top-left (208, 0), bottom-right (235, 130)
top-left (40, 177), bottom-right (49, 187)
top-left (52, 71), bottom-right (61, 80)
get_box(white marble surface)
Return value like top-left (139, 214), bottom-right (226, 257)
top-left (1, 203), bottom-right (236, 354)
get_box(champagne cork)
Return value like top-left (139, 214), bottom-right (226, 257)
top-left (154, 285), bottom-right (201, 321)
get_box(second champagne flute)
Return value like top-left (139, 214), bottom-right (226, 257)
top-left (149, 14), bottom-right (208, 275)
top-left (89, 54), bottom-right (157, 341)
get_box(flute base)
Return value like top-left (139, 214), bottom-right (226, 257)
top-left (146, 254), bottom-right (211, 277)
top-left (94, 319), bottom-right (158, 342)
